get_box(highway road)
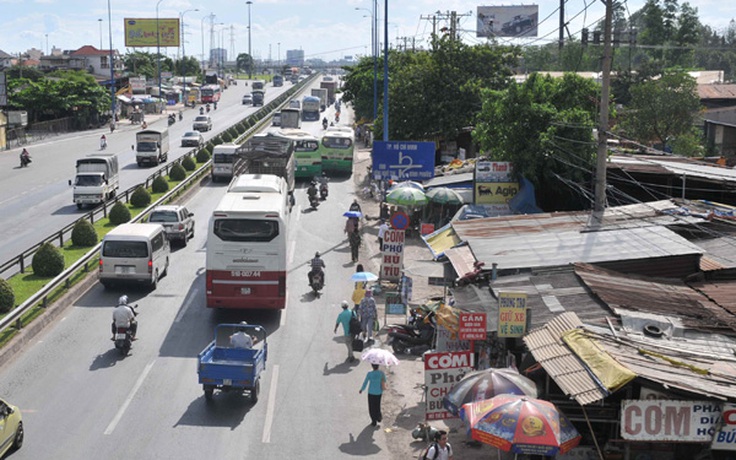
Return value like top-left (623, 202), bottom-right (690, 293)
top-left (0, 84), bottom-right (394, 458)
top-left (0, 79), bottom-right (293, 267)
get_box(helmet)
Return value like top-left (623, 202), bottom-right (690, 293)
top-left (315, 251), bottom-right (320, 258)
top-left (341, 300), bottom-right (350, 308)
top-left (118, 295), bottom-right (128, 305)
top-left (238, 321), bottom-right (248, 332)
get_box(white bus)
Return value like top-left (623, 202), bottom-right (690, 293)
top-left (206, 174), bottom-right (290, 310)
top-left (211, 143), bottom-right (247, 182)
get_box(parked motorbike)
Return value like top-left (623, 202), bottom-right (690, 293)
top-left (387, 311), bottom-right (435, 355)
top-left (309, 270), bottom-right (324, 296)
top-left (113, 304), bottom-right (138, 356)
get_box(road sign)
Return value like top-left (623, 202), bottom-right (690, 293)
top-left (390, 211), bottom-right (409, 230)
top-left (372, 141), bottom-right (435, 181)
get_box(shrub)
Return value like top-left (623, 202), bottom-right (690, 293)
top-left (32, 242), bottom-right (65, 277)
top-left (228, 127), bottom-right (239, 139)
top-left (71, 219), bottom-right (98, 247)
top-left (181, 155), bottom-right (197, 171)
top-left (109, 201), bottom-right (132, 225)
top-left (152, 175), bottom-right (170, 193)
top-left (0, 279), bottom-right (14, 313)
top-left (169, 163), bottom-right (187, 181)
top-left (130, 186), bottom-right (151, 208)
top-left (221, 131), bottom-right (233, 143)
top-left (196, 148), bottom-right (211, 163)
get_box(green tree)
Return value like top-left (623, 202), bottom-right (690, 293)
top-left (620, 70), bottom-right (702, 150)
top-left (473, 73), bottom-right (600, 210)
top-left (236, 53), bottom-right (254, 74)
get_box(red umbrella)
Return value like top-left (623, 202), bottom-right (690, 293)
top-left (461, 395), bottom-right (581, 457)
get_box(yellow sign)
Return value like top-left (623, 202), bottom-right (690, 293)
top-left (475, 181), bottom-right (519, 205)
top-left (124, 18), bottom-right (180, 47)
top-left (497, 291), bottom-right (527, 338)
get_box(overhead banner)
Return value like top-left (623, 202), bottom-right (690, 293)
top-left (424, 351), bottom-right (474, 420)
top-left (621, 400), bottom-right (720, 442)
top-left (477, 5), bottom-right (539, 38)
top-left (124, 18), bottom-right (180, 47)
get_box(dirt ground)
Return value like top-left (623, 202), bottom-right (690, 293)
top-left (349, 138), bottom-right (518, 460)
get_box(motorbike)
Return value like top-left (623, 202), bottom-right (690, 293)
top-left (113, 304), bottom-right (138, 356)
top-left (178, 111), bottom-right (183, 121)
top-left (199, 107), bottom-right (205, 115)
top-left (387, 311), bottom-right (435, 355)
top-left (206, 104), bottom-right (211, 113)
top-left (309, 270), bottom-right (324, 295)
top-left (20, 153), bottom-right (31, 168)
top-left (309, 194), bottom-right (320, 210)
top-left (100, 139), bottom-right (107, 150)
top-left (110, 122), bottom-right (116, 133)
top-left (320, 184), bottom-right (328, 200)
top-left (322, 119), bottom-right (328, 130)
top-left (168, 114), bottom-right (176, 126)
top-left (213, 102), bottom-right (218, 110)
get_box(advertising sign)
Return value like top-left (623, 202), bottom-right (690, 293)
top-left (424, 351), bottom-right (474, 420)
top-left (459, 312), bottom-right (487, 340)
top-left (380, 229), bottom-right (404, 281)
top-left (372, 141), bottom-right (435, 181)
top-left (497, 291), bottom-right (527, 338)
top-left (477, 5), bottom-right (539, 38)
top-left (713, 403), bottom-right (736, 450)
top-left (621, 400), bottom-right (720, 442)
top-left (436, 326), bottom-right (471, 353)
top-left (124, 18), bottom-right (180, 47)
top-left (474, 161), bottom-right (519, 205)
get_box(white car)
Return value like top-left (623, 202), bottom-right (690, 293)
top-left (242, 94), bottom-right (253, 105)
top-left (181, 131), bottom-right (204, 147)
top-left (193, 115), bottom-right (212, 132)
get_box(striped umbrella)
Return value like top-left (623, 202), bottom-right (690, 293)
top-left (385, 187), bottom-right (428, 207)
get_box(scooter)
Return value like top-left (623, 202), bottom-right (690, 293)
top-left (113, 304), bottom-right (138, 356)
top-left (320, 184), bottom-right (328, 200)
top-left (178, 111), bottom-right (183, 121)
top-left (20, 153), bottom-right (31, 168)
top-left (199, 107), bottom-right (205, 115)
top-left (206, 104), bottom-right (211, 113)
top-left (309, 194), bottom-right (320, 210)
top-left (387, 311), bottom-right (435, 355)
top-left (100, 139), bottom-right (107, 150)
top-left (322, 119), bottom-right (328, 130)
top-left (309, 270), bottom-right (324, 296)
top-left (168, 114), bottom-right (176, 126)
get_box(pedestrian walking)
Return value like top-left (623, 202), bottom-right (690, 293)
top-left (377, 220), bottom-right (389, 251)
top-left (424, 430), bottom-right (454, 460)
top-left (334, 301), bottom-right (357, 362)
top-left (358, 290), bottom-right (377, 341)
top-left (349, 230), bottom-right (361, 263)
top-left (359, 363), bottom-right (386, 427)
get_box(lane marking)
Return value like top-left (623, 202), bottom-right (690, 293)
top-left (175, 288), bottom-right (198, 323)
top-left (104, 360), bottom-right (155, 435)
top-left (288, 240), bottom-right (296, 266)
top-left (261, 364), bottom-right (280, 444)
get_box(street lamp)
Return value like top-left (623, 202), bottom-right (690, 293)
top-left (277, 42), bottom-right (280, 72)
top-left (98, 19), bottom-right (103, 49)
top-left (355, 5), bottom-right (378, 120)
top-left (383, 0), bottom-right (388, 141)
top-left (107, 0), bottom-right (116, 124)
top-left (156, 0), bottom-right (165, 108)
top-left (246, 1), bottom-right (253, 79)
top-left (180, 8), bottom-right (199, 106)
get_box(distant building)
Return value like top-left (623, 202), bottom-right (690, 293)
top-left (0, 50), bottom-right (15, 69)
top-left (210, 48), bottom-right (227, 67)
top-left (69, 45), bottom-right (123, 78)
top-left (286, 49), bottom-right (304, 67)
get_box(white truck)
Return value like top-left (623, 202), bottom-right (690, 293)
top-left (69, 153), bottom-right (119, 209)
top-left (311, 88), bottom-right (328, 112)
top-left (136, 129), bottom-right (170, 166)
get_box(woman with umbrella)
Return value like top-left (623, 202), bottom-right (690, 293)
top-left (359, 363), bottom-right (387, 427)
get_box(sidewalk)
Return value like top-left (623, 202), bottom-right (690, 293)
top-left (350, 143), bottom-right (506, 460)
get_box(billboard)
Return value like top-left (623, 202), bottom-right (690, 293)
top-left (477, 5), bottom-right (539, 38)
top-left (474, 160), bottom-right (519, 205)
top-left (372, 141), bottom-right (435, 181)
top-left (124, 18), bottom-right (180, 47)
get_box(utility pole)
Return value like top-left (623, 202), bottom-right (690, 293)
top-left (593, 0), bottom-right (614, 216)
top-left (450, 11), bottom-right (457, 41)
top-left (558, 0), bottom-right (565, 51)
top-left (420, 13), bottom-right (438, 49)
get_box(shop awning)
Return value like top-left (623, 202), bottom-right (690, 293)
top-left (444, 245), bottom-right (477, 279)
top-left (117, 95), bottom-right (132, 103)
top-left (421, 223), bottom-right (462, 260)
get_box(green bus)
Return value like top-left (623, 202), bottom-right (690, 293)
top-left (265, 128), bottom-right (322, 178)
top-left (321, 127), bottom-right (355, 174)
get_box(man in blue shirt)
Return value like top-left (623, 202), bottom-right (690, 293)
top-left (334, 301), bottom-right (357, 362)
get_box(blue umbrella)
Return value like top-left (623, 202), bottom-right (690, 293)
top-left (351, 271), bottom-right (379, 282)
top-left (343, 210), bottom-right (363, 218)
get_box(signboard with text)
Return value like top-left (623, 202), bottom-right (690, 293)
top-left (459, 312), bottom-right (487, 340)
top-left (474, 161), bottom-right (519, 205)
top-left (497, 291), bottom-right (527, 338)
top-left (380, 229), bottom-right (404, 281)
top-left (424, 351), bottom-right (474, 420)
top-left (124, 18), bottom-right (180, 47)
top-left (621, 400), bottom-right (720, 442)
top-left (372, 141), bottom-right (435, 181)
top-left (713, 403), bottom-right (736, 450)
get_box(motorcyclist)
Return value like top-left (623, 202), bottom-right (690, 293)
top-left (308, 252), bottom-right (326, 286)
top-left (178, 110), bottom-right (183, 121)
top-left (111, 295), bottom-right (137, 340)
top-left (20, 148), bottom-right (31, 167)
top-left (317, 172), bottom-right (329, 196)
top-left (349, 199), bottom-right (362, 213)
top-left (100, 134), bottom-right (107, 150)
top-left (109, 121), bottom-right (116, 133)
top-left (322, 117), bottom-right (328, 129)
top-left (307, 181), bottom-right (318, 206)
top-left (199, 107), bottom-right (204, 115)
top-left (141, 121), bottom-right (148, 130)
top-left (213, 101), bottom-right (218, 110)
top-left (206, 104), bottom-right (211, 113)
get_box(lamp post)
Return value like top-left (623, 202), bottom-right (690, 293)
top-left (98, 19), bottom-right (103, 49)
top-left (355, 5), bottom-right (378, 120)
top-left (180, 8), bottom-right (199, 106)
top-left (383, 0), bottom-right (389, 141)
top-left (107, 0), bottom-right (116, 124)
top-left (277, 42), bottom-right (280, 72)
top-left (246, 1), bottom-right (253, 79)
top-left (201, 15), bottom-right (209, 71)
top-left (156, 0), bottom-right (165, 107)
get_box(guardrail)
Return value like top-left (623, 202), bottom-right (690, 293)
top-left (0, 74), bottom-right (319, 336)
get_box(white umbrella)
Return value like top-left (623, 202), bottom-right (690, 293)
top-left (351, 271), bottom-right (379, 282)
top-left (361, 348), bottom-right (400, 367)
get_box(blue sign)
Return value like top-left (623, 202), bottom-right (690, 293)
top-left (372, 141), bottom-right (435, 181)
top-left (390, 211), bottom-right (409, 230)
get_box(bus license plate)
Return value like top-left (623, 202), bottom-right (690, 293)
top-left (241, 288), bottom-right (251, 295)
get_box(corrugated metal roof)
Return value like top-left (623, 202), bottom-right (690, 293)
top-left (423, 172), bottom-right (473, 188)
top-left (690, 278), bottom-right (736, 318)
top-left (444, 245), bottom-right (476, 279)
top-left (468, 226), bottom-right (702, 273)
top-left (575, 263), bottom-right (736, 333)
top-left (698, 84), bottom-right (736, 99)
top-left (524, 312), bottom-right (609, 405)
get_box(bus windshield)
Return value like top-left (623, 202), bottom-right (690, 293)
top-left (213, 219), bottom-right (279, 242)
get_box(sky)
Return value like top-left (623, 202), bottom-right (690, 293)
top-left (0, 0), bottom-right (734, 62)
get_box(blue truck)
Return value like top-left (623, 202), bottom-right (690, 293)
top-left (197, 323), bottom-right (268, 402)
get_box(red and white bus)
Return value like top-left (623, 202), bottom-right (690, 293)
top-left (200, 84), bottom-right (221, 103)
top-left (206, 174), bottom-right (289, 309)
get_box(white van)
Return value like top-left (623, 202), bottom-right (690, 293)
top-left (99, 223), bottom-right (170, 290)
